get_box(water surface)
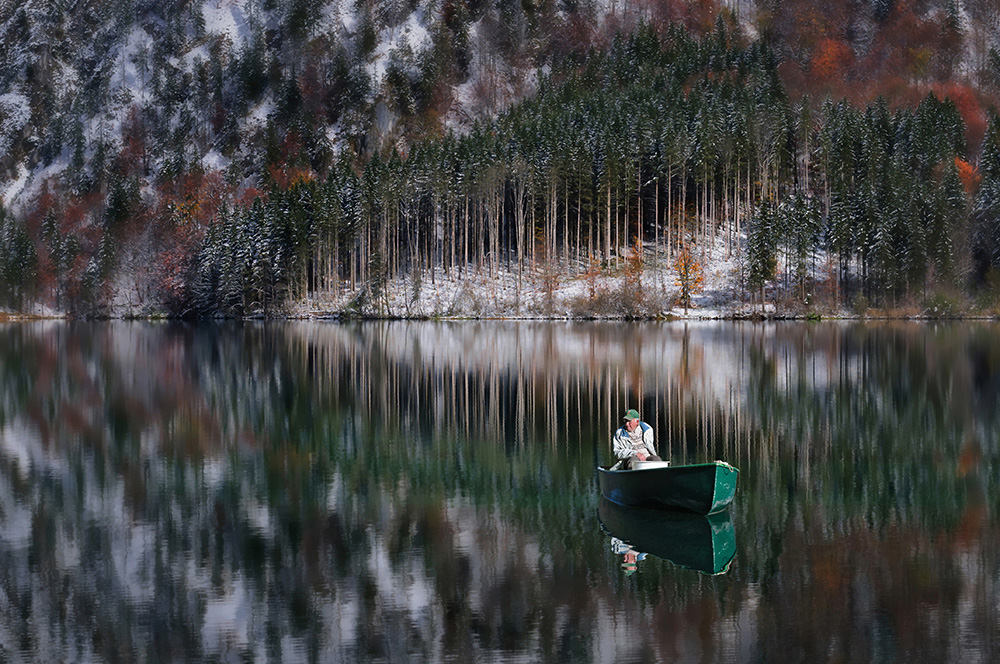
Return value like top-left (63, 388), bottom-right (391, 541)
top-left (0, 321), bottom-right (997, 662)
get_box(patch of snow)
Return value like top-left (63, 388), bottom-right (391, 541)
top-left (0, 91), bottom-right (31, 157)
top-left (367, 7), bottom-right (433, 86)
top-left (185, 44), bottom-right (212, 66)
top-left (0, 92), bottom-right (30, 126)
top-left (332, 0), bottom-right (360, 36)
top-left (325, 123), bottom-right (344, 146)
top-left (202, 149), bottom-right (231, 172)
top-left (399, 9), bottom-right (433, 56)
top-left (247, 97), bottom-right (276, 126)
top-left (444, 18), bottom-right (539, 131)
top-left (0, 164), bottom-right (30, 207)
top-left (110, 26), bottom-right (156, 108)
top-left (289, 232), bottom-right (753, 320)
top-left (202, 0), bottom-right (252, 49)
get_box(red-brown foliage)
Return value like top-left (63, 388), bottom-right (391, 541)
top-left (861, 2), bottom-right (938, 80)
top-left (25, 181), bottom-right (60, 300)
top-left (810, 38), bottom-right (854, 82)
top-left (62, 191), bottom-right (103, 240)
top-left (211, 102), bottom-right (228, 134)
top-left (154, 171), bottom-right (230, 305)
top-left (269, 164), bottom-right (315, 190)
top-left (299, 59), bottom-right (329, 126)
top-left (264, 130), bottom-right (317, 189)
top-left (777, 60), bottom-right (810, 99)
top-left (236, 186), bottom-right (266, 208)
top-left (769, 0), bottom-right (1000, 151)
top-left (23, 179), bottom-right (109, 309)
top-left (25, 180), bottom-right (58, 237)
top-left (934, 83), bottom-right (988, 150)
top-left (549, 9), bottom-right (599, 60)
top-left (640, 0), bottom-right (722, 37)
top-left (119, 105), bottom-right (148, 178)
top-left (759, 0), bottom-right (850, 58)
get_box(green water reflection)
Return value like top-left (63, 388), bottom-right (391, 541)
top-left (0, 321), bottom-right (997, 662)
top-left (598, 497), bottom-right (736, 575)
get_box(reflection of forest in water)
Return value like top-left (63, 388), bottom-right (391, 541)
top-left (0, 321), bottom-right (997, 662)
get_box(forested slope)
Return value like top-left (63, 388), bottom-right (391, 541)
top-left (2, 0), bottom-right (1000, 317)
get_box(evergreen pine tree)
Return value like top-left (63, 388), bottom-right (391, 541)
top-left (0, 206), bottom-right (37, 310)
top-left (974, 112), bottom-right (1000, 282)
top-left (935, 158), bottom-right (969, 286)
top-left (747, 201), bottom-right (777, 304)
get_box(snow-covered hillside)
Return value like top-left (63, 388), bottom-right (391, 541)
top-left (0, 0), bottom-right (564, 211)
top-left (1, 0), bottom-right (999, 320)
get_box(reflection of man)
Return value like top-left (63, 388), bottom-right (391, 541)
top-left (612, 409), bottom-right (660, 468)
top-left (611, 536), bottom-right (646, 576)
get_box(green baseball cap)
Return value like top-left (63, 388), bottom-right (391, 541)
top-left (623, 409), bottom-right (640, 421)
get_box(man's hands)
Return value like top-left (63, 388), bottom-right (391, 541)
top-left (636, 453), bottom-right (647, 461)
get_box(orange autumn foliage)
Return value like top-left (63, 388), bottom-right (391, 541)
top-left (268, 164), bottom-right (315, 190)
top-left (954, 158), bottom-right (979, 196)
top-left (673, 244), bottom-right (705, 311)
top-left (810, 38), bottom-right (854, 81)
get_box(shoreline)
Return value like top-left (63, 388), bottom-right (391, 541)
top-left (4, 310), bottom-right (999, 322)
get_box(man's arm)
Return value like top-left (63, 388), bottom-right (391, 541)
top-left (643, 424), bottom-right (656, 457)
top-left (612, 429), bottom-right (632, 459)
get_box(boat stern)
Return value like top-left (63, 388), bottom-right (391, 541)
top-left (709, 461), bottom-right (739, 514)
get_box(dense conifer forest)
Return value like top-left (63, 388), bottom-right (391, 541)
top-left (3, 0), bottom-right (1000, 317)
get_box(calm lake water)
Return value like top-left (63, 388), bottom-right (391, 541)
top-left (0, 320), bottom-right (997, 663)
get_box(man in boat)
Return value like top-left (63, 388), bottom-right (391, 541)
top-left (612, 409), bottom-right (661, 468)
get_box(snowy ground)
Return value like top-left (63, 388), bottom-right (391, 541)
top-left (286, 237), bottom-right (783, 320)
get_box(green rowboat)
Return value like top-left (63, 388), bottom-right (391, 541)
top-left (597, 460), bottom-right (739, 514)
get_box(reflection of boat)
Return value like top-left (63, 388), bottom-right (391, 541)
top-left (599, 497), bottom-right (736, 575)
top-left (597, 460), bottom-right (739, 514)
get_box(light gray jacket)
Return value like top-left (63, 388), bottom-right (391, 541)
top-left (612, 421), bottom-right (656, 459)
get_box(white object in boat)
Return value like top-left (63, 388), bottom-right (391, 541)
top-left (631, 460), bottom-right (671, 470)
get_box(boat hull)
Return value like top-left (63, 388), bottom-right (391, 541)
top-left (598, 497), bottom-right (736, 574)
top-left (598, 461), bottom-right (739, 514)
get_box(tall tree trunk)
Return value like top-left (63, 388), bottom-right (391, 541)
top-left (654, 173), bottom-right (659, 270)
top-left (576, 177), bottom-right (582, 272)
top-left (605, 179), bottom-right (612, 264)
top-left (636, 161), bottom-right (643, 253)
top-left (563, 178), bottom-right (569, 271)
top-left (667, 163), bottom-right (672, 262)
